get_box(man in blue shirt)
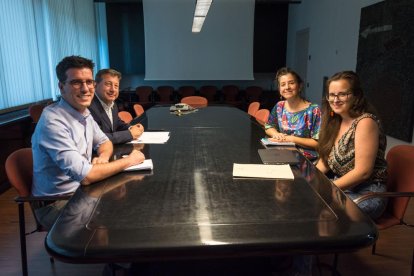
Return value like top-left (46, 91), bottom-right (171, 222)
top-left (31, 55), bottom-right (145, 228)
top-left (89, 68), bottom-right (144, 144)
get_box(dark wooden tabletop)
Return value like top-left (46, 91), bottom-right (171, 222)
top-left (46, 105), bottom-right (377, 263)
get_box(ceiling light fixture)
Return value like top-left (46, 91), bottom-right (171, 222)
top-left (192, 0), bottom-right (213, 33)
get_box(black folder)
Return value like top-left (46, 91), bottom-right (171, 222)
top-left (258, 148), bottom-right (299, 165)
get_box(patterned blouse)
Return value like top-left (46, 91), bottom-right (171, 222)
top-left (265, 101), bottom-right (321, 139)
top-left (327, 113), bottom-right (387, 184)
top-left (264, 101), bottom-right (321, 160)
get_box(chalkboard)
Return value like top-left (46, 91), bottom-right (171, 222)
top-left (356, 0), bottom-right (414, 142)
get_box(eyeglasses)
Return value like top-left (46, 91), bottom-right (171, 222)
top-left (326, 91), bottom-right (352, 102)
top-left (64, 79), bottom-right (96, 89)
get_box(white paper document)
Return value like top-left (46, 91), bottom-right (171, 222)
top-left (124, 159), bottom-right (153, 171)
top-left (232, 163), bottom-right (294, 179)
top-left (129, 131), bottom-right (170, 144)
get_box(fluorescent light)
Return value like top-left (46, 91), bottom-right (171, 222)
top-left (192, 0), bottom-right (212, 33)
top-left (192, 16), bottom-right (205, 33)
top-left (195, 0), bottom-right (212, 16)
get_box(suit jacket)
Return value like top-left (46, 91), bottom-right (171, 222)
top-left (89, 96), bottom-right (132, 144)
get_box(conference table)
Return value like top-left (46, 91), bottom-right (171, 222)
top-left (45, 105), bottom-right (377, 265)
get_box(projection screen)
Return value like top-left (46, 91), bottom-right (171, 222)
top-left (143, 0), bottom-right (255, 80)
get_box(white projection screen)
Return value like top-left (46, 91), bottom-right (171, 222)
top-left (143, 0), bottom-right (255, 80)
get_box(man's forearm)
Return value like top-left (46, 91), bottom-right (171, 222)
top-left (97, 140), bottom-right (113, 161)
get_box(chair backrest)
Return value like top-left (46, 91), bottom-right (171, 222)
top-left (178, 86), bottom-right (196, 98)
top-left (254, 109), bottom-right (270, 125)
top-left (221, 85), bottom-right (240, 101)
top-left (247, 101), bottom-right (260, 116)
top-left (385, 145), bottom-right (414, 220)
top-left (5, 148), bottom-right (33, 197)
top-left (29, 104), bottom-right (45, 123)
top-left (245, 86), bottom-right (263, 103)
top-left (118, 111), bottom-right (133, 124)
top-left (181, 96), bottom-right (208, 108)
top-left (135, 86), bottom-right (153, 103)
top-left (133, 104), bottom-right (145, 117)
top-left (156, 86), bottom-right (174, 102)
top-left (199, 86), bottom-right (217, 102)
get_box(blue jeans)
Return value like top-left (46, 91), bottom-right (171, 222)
top-left (345, 182), bottom-right (387, 220)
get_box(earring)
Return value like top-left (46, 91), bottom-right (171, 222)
top-left (330, 110), bottom-right (334, 117)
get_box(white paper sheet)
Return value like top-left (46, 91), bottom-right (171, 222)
top-left (129, 131), bottom-right (170, 144)
top-left (124, 159), bottom-right (153, 171)
top-left (232, 163), bottom-right (294, 179)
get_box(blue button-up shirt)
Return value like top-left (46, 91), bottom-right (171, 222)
top-left (31, 99), bottom-right (109, 196)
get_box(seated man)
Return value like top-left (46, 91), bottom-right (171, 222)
top-left (31, 56), bottom-right (145, 229)
top-left (89, 68), bottom-right (144, 144)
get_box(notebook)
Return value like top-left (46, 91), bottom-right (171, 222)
top-left (260, 137), bottom-right (295, 147)
top-left (258, 149), bottom-right (299, 165)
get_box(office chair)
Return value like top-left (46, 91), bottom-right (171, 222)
top-left (221, 85), bottom-right (242, 107)
top-left (254, 109), bottom-right (270, 126)
top-left (178, 86), bottom-right (196, 99)
top-left (247, 101), bottom-right (260, 117)
top-left (28, 104), bottom-right (45, 123)
top-left (156, 86), bottom-right (175, 104)
top-left (245, 86), bottom-right (263, 103)
top-left (181, 96), bottom-right (208, 108)
top-left (118, 111), bottom-right (133, 124)
top-left (221, 85), bottom-right (239, 99)
top-left (135, 86), bottom-right (153, 108)
top-left (354, 145), bottom-right (414, 254)
top-left (199, 85), bottom-right (217, 102)
top-left (5, 148), bottom-right (71, 276)
top-left (133, 103), bottom-right (145, 117)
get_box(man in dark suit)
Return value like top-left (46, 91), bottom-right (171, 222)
top-left (89, 69), bottom-right (144, 144)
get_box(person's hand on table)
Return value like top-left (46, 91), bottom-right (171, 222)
top-left (283, 135), bottom-right (295, 143)
top-left (127, 149), bottom-right (145, 166)
top-left (129, 124), bottom-right (144, 139)
top-left (270, 132), bottom-right (287, 142)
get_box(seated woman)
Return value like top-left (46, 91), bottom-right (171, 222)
top-left (265, 67), bottom-right (321, 160)
top-left (316, 71), bottom-right (387, 219)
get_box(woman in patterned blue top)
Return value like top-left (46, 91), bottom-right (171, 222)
top-left (265, 67), bottom-right (321, 159)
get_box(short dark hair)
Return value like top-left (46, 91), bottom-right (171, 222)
top-left (95, 68), bottom-right (122, 84)
top-left (55, 55), bottom-right (95, 82)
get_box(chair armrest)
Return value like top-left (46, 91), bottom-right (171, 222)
top-left (14, 194), bottom-right (73, 203)
top-left (354, 192), bottom-right (414, 205)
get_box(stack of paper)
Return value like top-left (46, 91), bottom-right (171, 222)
top-left (260, 137), bottom-right (295, 147)
top-left (130, 131), bottom-right (170, 144)
top-left (124, 159), bottom-right (153, 171)
top-left (232, 163), bottom-right (294, 179)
